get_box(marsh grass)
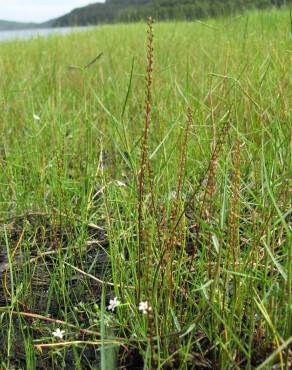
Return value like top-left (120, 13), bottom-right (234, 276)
top-left (0, 8), bottom-right (291, 369)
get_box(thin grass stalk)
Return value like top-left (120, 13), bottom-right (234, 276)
top-left (230, 138), bottom-right (241, 270)
top-left (221, 136), bottom-right (241, 353)
top-left (143, 221), bottom-right (157, 369)
top-left (168, 108), bottom-right (192, 304)
top-left (147, 160), bottom-right (163, 253)
top-left (137, 16), bottom-right (154, 302)
top-left (208, 74), bottom-right (216, 150)
top-left (198, 121), bottom-right (231, 277)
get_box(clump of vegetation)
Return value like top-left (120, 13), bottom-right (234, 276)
top-left (0, 8), bottom-right (291, 369)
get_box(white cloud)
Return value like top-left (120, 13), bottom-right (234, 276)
top-left (0, 1), bottom-right (104, 23)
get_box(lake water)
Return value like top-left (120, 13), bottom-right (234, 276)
top-left (0, 27), bottom-right (90, 42)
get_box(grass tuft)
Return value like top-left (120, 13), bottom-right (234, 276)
top-left (0, 8), bottom-right (291, 369)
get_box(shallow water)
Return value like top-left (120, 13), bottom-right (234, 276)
top-left (0, 26), bottom-right (90, 42)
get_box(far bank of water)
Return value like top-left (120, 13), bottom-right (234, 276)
top-left (0, 26), bottom-right (91, 42)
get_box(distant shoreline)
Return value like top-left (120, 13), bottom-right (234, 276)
top-left (0, 26), bottom-right (91, 42)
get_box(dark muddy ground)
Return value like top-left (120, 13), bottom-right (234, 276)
top-left (0, 213), bottom-right (291, 369)
top-left (0, 213), bottom-right (113, 369)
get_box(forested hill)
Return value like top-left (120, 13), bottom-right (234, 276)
top-left (53, 0), bottom-right (286, 27)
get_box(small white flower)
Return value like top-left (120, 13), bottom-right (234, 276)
top-left (139, 301), bottom-right (151, 315)
top-left (108, 297), bottom-right (121, 312)
top-left (33, 114), bottom-right (40, 121)
top-left (52, 328), bottom-right (65, 340)
top-left (115, 180), bottom-right (126, 187)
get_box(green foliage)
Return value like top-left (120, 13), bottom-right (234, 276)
top-left (53, 0), bottom-right (289, 26)
top-left (0, 8), bottom-right (291, 369)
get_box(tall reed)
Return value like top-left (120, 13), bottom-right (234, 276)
top-left (137, 16), bottom-right (154, 302)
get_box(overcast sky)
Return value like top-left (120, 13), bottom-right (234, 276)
top-left (0, 1), bottom-right (105, 23)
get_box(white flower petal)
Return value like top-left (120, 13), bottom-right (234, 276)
top-left (139, 301), bottom-right (151, 314)
top-left (115, 180), bottom-right (126, 187)
top-left (108, 297), bottom-right (121, 312)
top-left (52, 328), bottom-right (65, 339)
top-left (33, 114), bottom-right (40, 121)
